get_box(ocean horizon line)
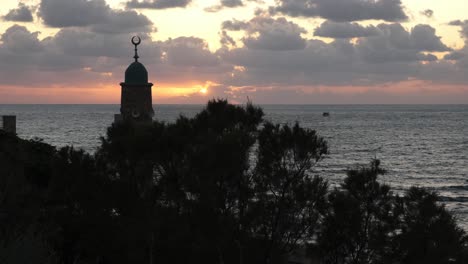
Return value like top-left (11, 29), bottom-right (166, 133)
top-left (1, 103), bottom-right (468, 106)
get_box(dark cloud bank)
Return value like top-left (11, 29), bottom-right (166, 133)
top-left (39, 0), bottom-right (154, 33)
top-left (314, 21), bottom-right (379, 38)
top-left (126, 0), bottom-right (192, 9)
top-left (270, 0), bottom-right (408, 22)
top-left (3, 3), bottom-right (34, 22)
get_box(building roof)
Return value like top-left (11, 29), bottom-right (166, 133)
top-left (125, 61), bottom-right (148, 84)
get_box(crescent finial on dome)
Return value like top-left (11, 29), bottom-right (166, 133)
top-left (132, 36), bottom-right (141, 62)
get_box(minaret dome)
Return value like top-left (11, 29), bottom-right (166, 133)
top-left (117, 36), bottom-right (154, 123)
top-left (125, 61), bottom-right (148, 84)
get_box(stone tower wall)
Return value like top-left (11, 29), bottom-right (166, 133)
top-left (120, 83), bottom-right (154, 122)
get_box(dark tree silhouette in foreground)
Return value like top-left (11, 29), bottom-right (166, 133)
top-left (395, 187), bottom-right (468, 264)
top-left (1, 100), bottom-right (467, 264)
top-left (318, 160), bottom-right (398, 264)
top-left (318, 160), bottom-right (468, 264)
top-left (98, 100), bottom-right (328, 264)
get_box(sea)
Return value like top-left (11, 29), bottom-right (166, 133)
top-left (1, 104), bottom-right (467, 228)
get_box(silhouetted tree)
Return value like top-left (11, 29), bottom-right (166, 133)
top-left (318, 160), bottom-right (468, 264)
top-left (2, 101), bottom-right (468, 264)
top-left (394, 187), bottom-right (468, 264)
top-left (44, 147), bottom-right (116, 264)
top-left (0, 132), bottom-right (116, 264)
top-left (0, 132), bottom-right (56, 262)
top-left (252, 122), bottom-right (328, 264)
top-left (98, 99), bottom-right (329, 264)
top-left (318, 160), bottom-right (399, 264)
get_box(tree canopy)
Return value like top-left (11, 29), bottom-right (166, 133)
top-left (1, 100), bottom-right (467, 264)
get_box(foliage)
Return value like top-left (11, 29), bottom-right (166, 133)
top-left (317, 160), bottom-right (468, 264)
top-left (1, 100), bottom-right (467, 264)
top-left (394, 187), bottom-right (468, 264)
top-left (97, 99), bottom-right (328, 264)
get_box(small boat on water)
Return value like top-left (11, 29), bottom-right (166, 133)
top-left (322, 112), bottom-right (330, 117)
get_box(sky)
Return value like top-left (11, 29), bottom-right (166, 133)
top-left (1, 0), bottom-right (468, 104)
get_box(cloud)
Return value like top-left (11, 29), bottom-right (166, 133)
top-left (216, 20), bottom-right (455, 89)
top-left (219, 39), bottom-right (361, 87)
top-left (314, 21), bottom-right (379, 39)
top-left (220, 31), bottom-right (237, 47)
top-left (159, 37), bottom-right (220, 67)
top-left (270, 0), bottom-right (408, 22)
top-left (421, 9), bottom-right (434, 18)
top-left (445, 20), bottom-right (468, 68)
top-left (1, 12), bottom-right (453, 90)
top-left (126, 0), bottom-right (191, 9)
top-left (52, 29), bottom-right (144, 58)
top-left (223, 16), bottom-right (448, 54)
top-left (449, 20), bottom-right (468, 39)
top-left (0, 24), bottom-right (228, 88)
top-left (222, 20), bottom-right (250, 31)
top-left (38, 0), bottom-right (153, 35)
top-left (90, 10), bottom-right (154, 34)
top-left (223, 16), bottom-right (307, 50)
top-left (449, 20), bottom-right (464, 26)
top-left (1, 25), bottom-right (42, 54)
top-left (204, 0), bottom-right (264, 12)
top-left (410, 25), bottom-right (450, 52)
top-left (356, 24), bottom-right (450, 64)
top-left (444, 52), bottom-right (465, 61)
top-left (151, 37), bottom-right (233, 87)
top-left (244, 17), bottom-right (307, 50)
top-left (0, 25), bottom-right (85, 84)
top-left (205, 0), bottom-right (243, 12)
top-left (221, 0), bottom-right (244, 7)
top-left (0, 25), bottom-right (137, 86)
top-left (1, 12), bottom-right (466, 103)
top-left (3, 3), bottom-right (34, 22)
top-left (39, 0), bottom-right (109, 27)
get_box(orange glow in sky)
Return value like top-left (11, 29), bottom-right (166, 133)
top-left (1, 0), bottom-right (468, 104)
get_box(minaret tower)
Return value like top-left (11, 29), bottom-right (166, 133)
top-left (119, 36), bottom-right (154, 123)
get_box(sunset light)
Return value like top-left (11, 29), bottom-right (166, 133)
top-left (1, 1), bottom-right (468, 263)
top-left (0, 0), bottom-right (467, 104)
